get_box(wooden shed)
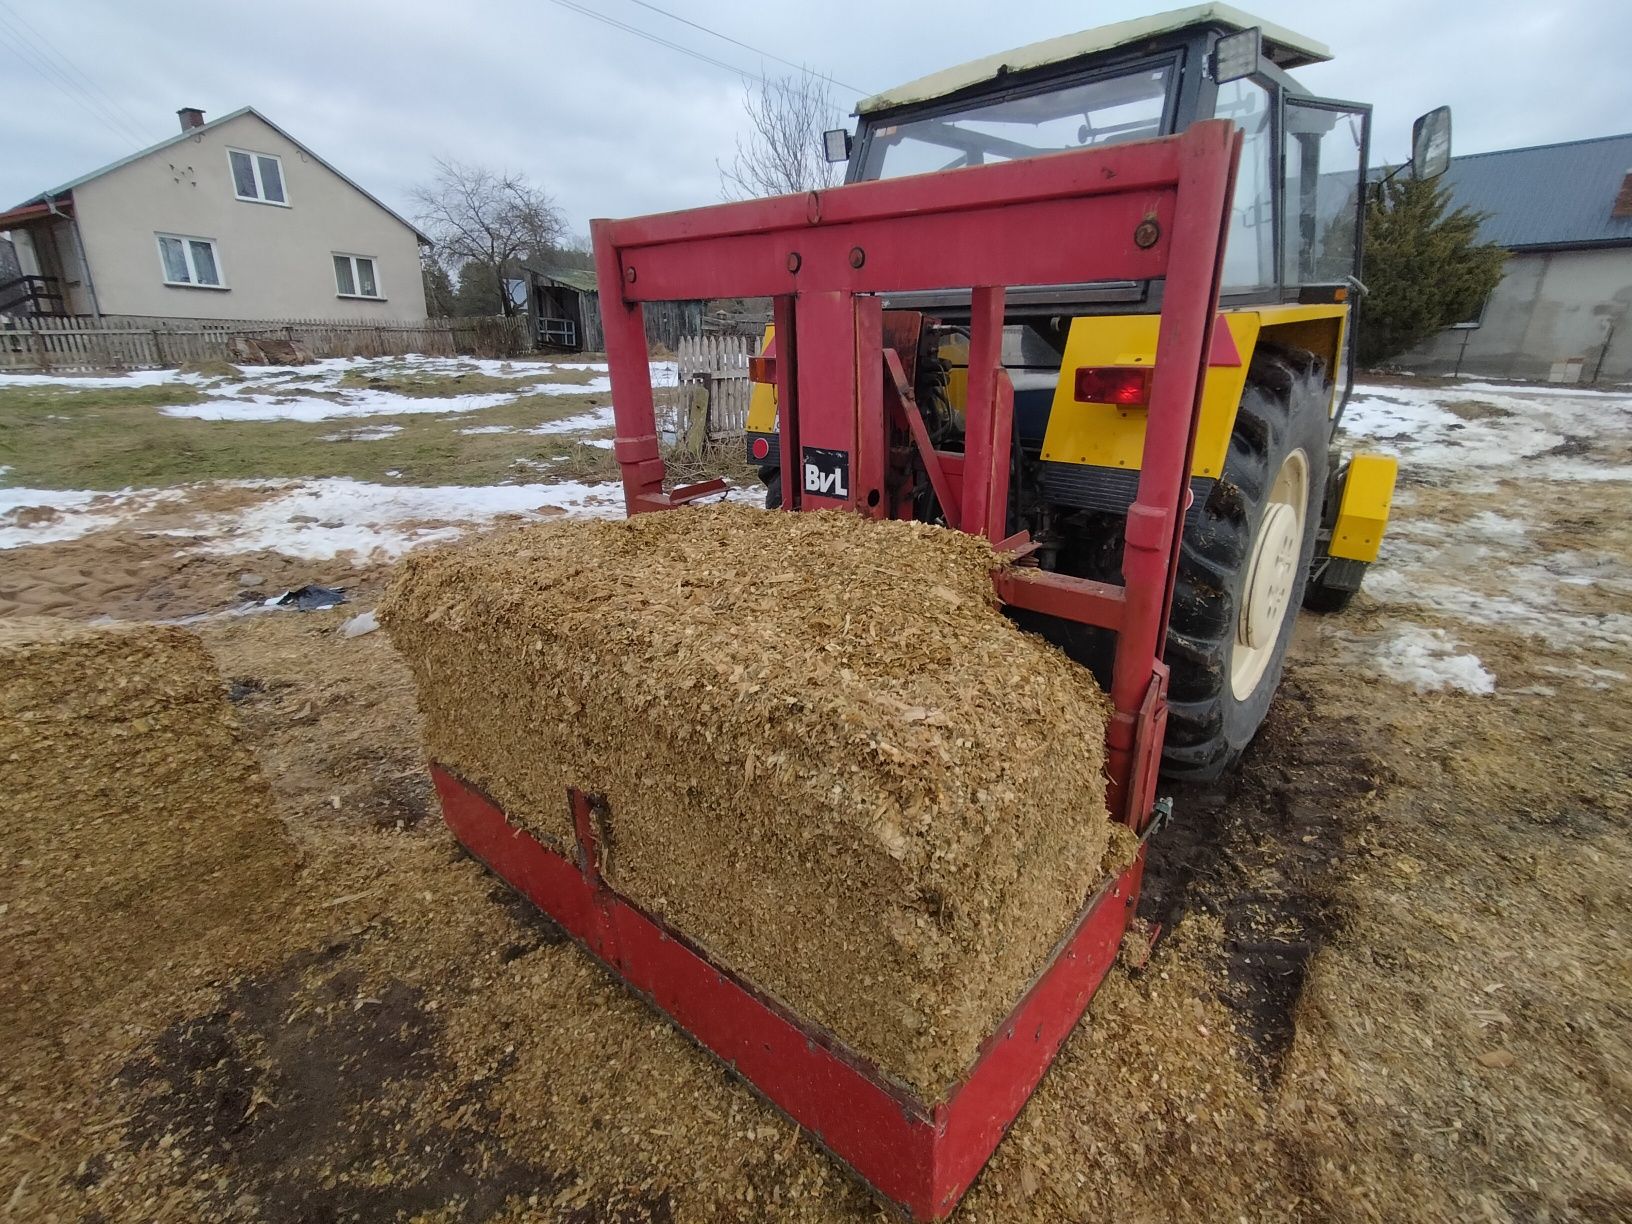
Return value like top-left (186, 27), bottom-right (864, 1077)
top-left (522, 265), bottom-right (704, 354)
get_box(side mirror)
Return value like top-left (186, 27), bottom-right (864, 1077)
top-left (1411, 106), bottom-right (1452, 180)
top-left (822, 129), bottom-right (853, 165)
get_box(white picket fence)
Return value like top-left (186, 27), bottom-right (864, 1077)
top-left (655, 333), bottom-right (758, 448)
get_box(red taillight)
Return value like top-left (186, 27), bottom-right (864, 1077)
top-left (1073, 366), bottom-right (1152, 406)
top-left (748, 355), bottom-right (777, 384)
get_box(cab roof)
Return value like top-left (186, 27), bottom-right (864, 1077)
top-left (855, 3), bottom-right (1331, 115)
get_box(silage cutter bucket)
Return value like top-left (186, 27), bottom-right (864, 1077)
top-left (431, 120), bottom-right (1241, 1219)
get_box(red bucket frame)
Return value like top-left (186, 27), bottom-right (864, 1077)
top-left (432, 120), bottom-right (1240, 1220)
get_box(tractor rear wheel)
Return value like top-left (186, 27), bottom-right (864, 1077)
top-left (1161, 346), bottom-right (1330, 780)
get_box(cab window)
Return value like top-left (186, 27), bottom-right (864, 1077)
top-left (1217, 78), bottom-right (1275, 291)
top-left (1283, 101), bottom-right (1367, 283)
top-left (859, 64), bottom-right (1174, 180)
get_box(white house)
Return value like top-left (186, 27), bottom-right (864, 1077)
top-left (0, 107), bottom-right (428, 322)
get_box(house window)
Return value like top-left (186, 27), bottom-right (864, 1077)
top-left (156, 234), bottom-right (225, 287)
top-left (333, 254), bottom-right (381, 298)
top-left (228, 149), bottom-right (287, 205)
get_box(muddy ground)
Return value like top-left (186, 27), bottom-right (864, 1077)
top-left (1, 375), bottom-right (1628, 1222)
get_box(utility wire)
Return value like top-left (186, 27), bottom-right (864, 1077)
top-left (624, 0), bottom-right (867, 94)
top-left (547, 0), bottom-right (860, 95)
top-left (0, 0), bottom-right (150, 144)
top-left (545, 0), bottom-right (770, 85)
top-left (0, 31), bottom-right (146, 152)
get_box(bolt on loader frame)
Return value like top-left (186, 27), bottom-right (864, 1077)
top-left (430, 119), bottom-right (1241, 1220)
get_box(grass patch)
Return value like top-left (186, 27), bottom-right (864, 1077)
top-left (535, 441), bottom-right (621, 483)
top-left (0, 383), bottom-right (208, 414)
top-left (0, 387), bottom-right (613, 490)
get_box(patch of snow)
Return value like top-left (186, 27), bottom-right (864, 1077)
top-left (1463, 510), bottom-right (1529, 540)
top-left (1345, 379), bottom-right (1632, 482)
top-left (321, 424), bottom-right (404, 442)
top-left (194, 478), bottom-right (624, 560)
top-left (341, 609), bottom-right (380, 638)
top-left (1339, 624), bottom-right (1495, 694)
top-left (519, 376), bottom-right (612, 397)
top-left (527, 406), bottom-right (615, 435)
top-left (1454, 380), bottom-right (1632, 402)
top-left (1358, 515), bottom-right (1632, 651)
top-left (0, 485), bottom-right (191, 548)
top-left (458, 424), bottom-right (515, 435)
top-left (0, 368), bottom-right (195, 390)
top-left (163, 389), bottom-right (517, 423)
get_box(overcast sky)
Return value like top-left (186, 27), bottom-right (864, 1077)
top-left (5, 0), bottom-right (1630, 236)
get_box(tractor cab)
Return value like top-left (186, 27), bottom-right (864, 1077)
top-left (828, 3), bottom-right (1448, 393)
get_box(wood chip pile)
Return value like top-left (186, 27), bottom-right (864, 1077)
top-left (0, 620), bottom-right (298, 1053)
top-left (382, 505), bottom-right (1115, 1096)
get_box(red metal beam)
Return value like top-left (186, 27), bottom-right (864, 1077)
top-left (614, 195), bottom-right (1171, 302)
top-left (961, 286), bottom-right (1004, 536)
top-left (993, 567), bottom-right (1127, 631)
top-left (883, 349), bottom-right (960, 526)
top-left (1104, 122), bottom-right (1241, 810)
top-left (772, 294), bottom-right (801, 512)
top-left (603, 138), bottom-right (1184, 248)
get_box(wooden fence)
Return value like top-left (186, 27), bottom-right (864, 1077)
top-left (0, 313), bottom-right (533, 373)
top-left (654, 333), bottom-right (758, 449)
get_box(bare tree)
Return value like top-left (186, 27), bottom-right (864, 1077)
top-left (720, 70), bottom-right (844, 200)
top-left (412, 159), bottom-right (566, 316)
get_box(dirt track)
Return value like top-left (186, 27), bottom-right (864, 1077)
top-left (1, 375), bottom-right (1629, 1221)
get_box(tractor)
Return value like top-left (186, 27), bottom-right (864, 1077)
top-left (744, 2), bottom-right (1451, 779)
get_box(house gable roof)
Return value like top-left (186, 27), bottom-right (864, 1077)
top-left (1437, 131), bottom-right (1632, 251)
top-left (8, 107), bottom-right (429, 244)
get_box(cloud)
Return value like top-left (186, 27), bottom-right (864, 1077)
top-left (4, 0), bottom-right (1628, 232)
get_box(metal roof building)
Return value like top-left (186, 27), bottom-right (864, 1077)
top-left (1438, 131), bottom-right (1632, 251)
top-left (1396, 131), bottom-right (1632, 384)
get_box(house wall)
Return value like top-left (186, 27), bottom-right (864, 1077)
top-left (1393, 246), bottom-right (1632, 383)
top-left (69, 112), bottom-right (426, 321)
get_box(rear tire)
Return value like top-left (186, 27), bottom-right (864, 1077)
top-left (1161, 347), bottom-right (1330, 781)
top-left (761, 466), bottom-right (783, 510)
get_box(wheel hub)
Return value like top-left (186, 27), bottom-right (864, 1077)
top-left (1240, 502), bottom-right (1299, 650)
top-left (1230, 449), bottom-right (1309, 701)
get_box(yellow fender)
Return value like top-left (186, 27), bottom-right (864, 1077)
top-left (1329, 452), bottom-right (1397, 562)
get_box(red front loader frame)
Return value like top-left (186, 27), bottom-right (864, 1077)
top-left (430, 120), bottom-right (1240, 1219)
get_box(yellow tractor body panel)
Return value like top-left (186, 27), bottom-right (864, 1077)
top-left (745, 325), bottom-right (777, 434)
top-left (1040, 312), bottom-right (1258, 478)
top-left (1329, 451), bottom-right (1397, 562)
top-left (1040, 303), bottom-right (1347, 479)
